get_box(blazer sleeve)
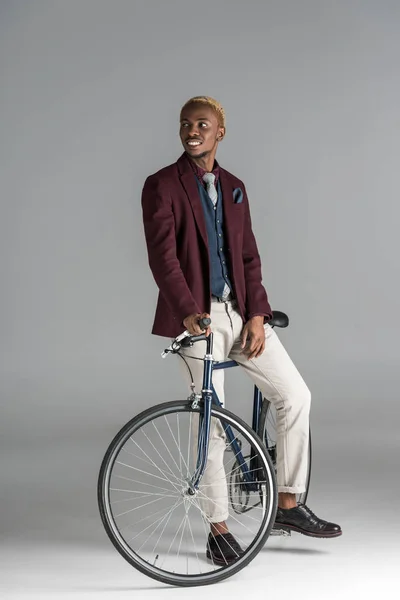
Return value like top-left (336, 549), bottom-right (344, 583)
top-left (241, 184), bottom-right (273, 322)
top-left (141, 174), bottom-right (201, 325)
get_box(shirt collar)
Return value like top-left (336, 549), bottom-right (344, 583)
top-left (185, 153), bottom-right (220, 185)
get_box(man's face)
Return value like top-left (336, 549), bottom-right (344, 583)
top-left (179, 104), bottom-right (225, 160)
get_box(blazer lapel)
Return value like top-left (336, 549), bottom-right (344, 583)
top-left (177, 154), bottom-right (208, 248)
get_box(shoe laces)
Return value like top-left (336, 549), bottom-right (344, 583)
top-left (298, 503), bottom-right (318, 520)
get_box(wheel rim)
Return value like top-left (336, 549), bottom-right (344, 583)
top-left (99, 402), bottom-right (276, 584)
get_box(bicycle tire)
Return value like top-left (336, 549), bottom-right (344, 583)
top-left (98, 399), bottom-right (277, 586)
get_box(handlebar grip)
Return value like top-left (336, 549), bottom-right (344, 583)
top-left (199, 317), bottom-right (211, 330)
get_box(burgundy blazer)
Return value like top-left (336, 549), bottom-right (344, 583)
top-left (141, 153), bottom-right (273, 338)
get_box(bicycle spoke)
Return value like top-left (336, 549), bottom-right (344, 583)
top-left (127, 497), bottom-right (184, 543)
top-left (121, 446), bottom-right (185, 478)
top-left (176, 413), bottom-right (183, 478)
top-left (186, 511), bottom-right (203, 574)
top-left (176, 512), bottom-right (188, 561)
top-left (151, 419), bottom-right (185, 478)
top-left (199, 513), bottom-right (220, 571)
top-left (113, 495), bottom-right (176, 519)
top-left (158, 507), bottom-right (189, 570)
top-left (115, 461), bottom-right (182, 491)
top-left (150, 497), bottom-right (182, 556)
top-left (111, 475), bottom-right (179, 494)
top-left (128, 438), bottom-right (183, 492)
top-left (163, 414), bottom-right (190, 476)
top-left (191, 492), bottom-right (258, 547)
top-left (111, 491), bottom-right (179, 505)
top-left (137, 497), bottom-right (183, 554)
top-left (139, 426), bottom-right (183, 486)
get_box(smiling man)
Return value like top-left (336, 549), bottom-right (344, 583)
top-left (141, 96), bottom-right (342, 565)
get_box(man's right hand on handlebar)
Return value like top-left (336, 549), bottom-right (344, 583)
top-left (183, 313), bottom-right (211, 336)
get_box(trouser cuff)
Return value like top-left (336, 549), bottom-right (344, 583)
top-left (277, 485), bottom-right (306, 494)
top-left (208, 512), bottom-right (230, 523)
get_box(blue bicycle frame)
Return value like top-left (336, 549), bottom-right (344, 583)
top-left (189, 332), bottom-right (263, 494)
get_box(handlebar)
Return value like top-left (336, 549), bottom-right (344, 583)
top-left (199, 317), bottom-right (211, 331)
top-left (161, 316), bottom-right (212, 358)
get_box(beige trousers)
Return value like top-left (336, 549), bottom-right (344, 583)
top-left (179, 298), bottom-right (311, 522)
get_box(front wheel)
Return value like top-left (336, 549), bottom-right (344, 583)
top-left (98, 400), bottom-right (277, 587)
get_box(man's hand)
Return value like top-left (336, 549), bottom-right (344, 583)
top-left (183, 312), bottom-right (211, 336)
top-left (241, 316), bottom-right (265, 359)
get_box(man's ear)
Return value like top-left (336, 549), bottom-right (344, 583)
top-left (217, 127), bottom-right (225, 141)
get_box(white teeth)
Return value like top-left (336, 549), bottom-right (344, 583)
top-left (187, 141), bottom-right (201, 146)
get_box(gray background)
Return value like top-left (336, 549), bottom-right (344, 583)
top-left (1, 1), bottom-right (399, 598)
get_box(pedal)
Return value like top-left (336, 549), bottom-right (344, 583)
top-left (270, 527), bottom-right (291, 537)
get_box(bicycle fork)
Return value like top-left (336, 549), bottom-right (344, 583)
top-left (187, 332), bottom-right (214, 494)
top-left (188, 332), bottom-right (259, 494)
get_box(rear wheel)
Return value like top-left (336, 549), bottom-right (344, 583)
top-left (98, 400), bottom-right (277, 587)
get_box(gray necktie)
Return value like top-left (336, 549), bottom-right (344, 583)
top-left (202, 172), bottom-right (231, 300)
top-left (202, 172), bottom-right (218, 205)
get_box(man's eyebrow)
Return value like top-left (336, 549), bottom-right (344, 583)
top-left (181, 117), bottom-right (212, 122)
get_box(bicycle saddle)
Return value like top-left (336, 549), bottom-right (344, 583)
top-left (269, 311), bottom-right (289, 328)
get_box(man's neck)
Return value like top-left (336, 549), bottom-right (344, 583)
top-left (187, 153), bottom-right (216, 173)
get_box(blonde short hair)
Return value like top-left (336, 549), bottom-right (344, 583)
top-left (180, 96), bottom-right (226, 129)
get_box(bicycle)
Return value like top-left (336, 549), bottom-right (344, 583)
top-left (97, 310), bottom-right (311, 586)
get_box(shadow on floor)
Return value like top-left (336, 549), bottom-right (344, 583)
top-left (263, 546), bottom-right (330, 555)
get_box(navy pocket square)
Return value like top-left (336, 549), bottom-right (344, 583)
top-left (233, 187), bottom-right (243, 204)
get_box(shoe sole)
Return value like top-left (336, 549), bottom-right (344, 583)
top-left (206, 550), bottom-right (241, 566)
top-left (274, 522), bottom-right (342, 538)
